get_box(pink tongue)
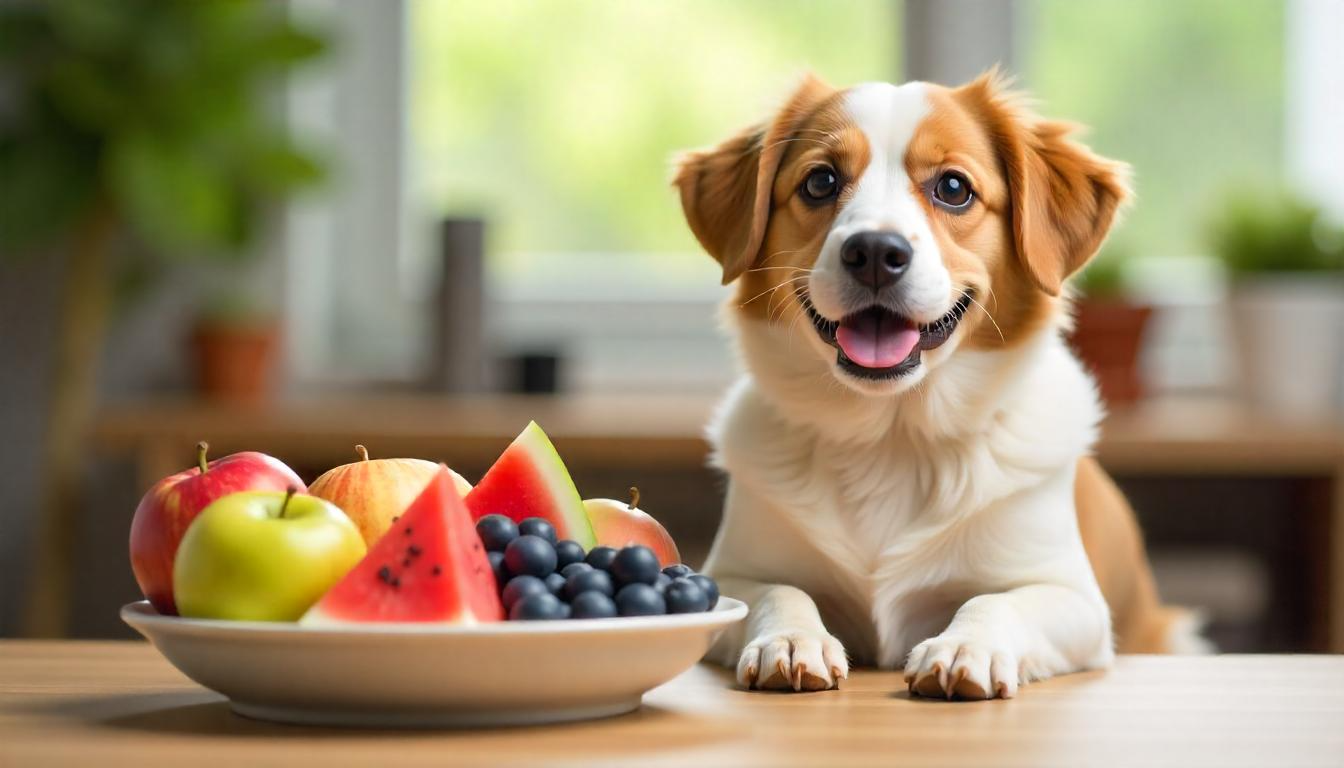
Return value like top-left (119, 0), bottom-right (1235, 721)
top-left (835, 312), bottom-right (920, 368)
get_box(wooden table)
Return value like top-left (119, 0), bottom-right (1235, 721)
top-left (3, 641), bottom-right (1343, 767)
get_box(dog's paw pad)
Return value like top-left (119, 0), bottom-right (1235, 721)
top-left (905, 636), bottom-right (1017, 700)
top-left (737, 630), bottom-right (847, 692)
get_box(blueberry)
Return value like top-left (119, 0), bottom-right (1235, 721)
top-left (564, 568), bottom-right (614, 601)
top-left (569, 591), bottom-right (618, 619)
top-left (501, 575), bottom-right (549, 611)
top-left (544, 571), bottom-right (567, 598)
top-left (509, 592), bottom-right (568, 620)
top-left (518, 517), bottom-right (558, 545)
top-left (610, 545), bottom-right (660, 588)
top-left (585, 546), bottom-right (618, 571)
top-left (503, 534), bottom-right (557, 578)
top-left (560, 562), bottom-right (593, 579)
top-left (487, 550), bottom-right (508, 587)
top-left (664, 577), bottom-right (710, 613)
top-left (554, 539), bottom-right (586, 569)
top-left (475, 514), bottom-right (519, 552)
top-left (688, 574), bottom-right (719, 610)
top-left (652, 572), bottom-right (672, 595)
top-left (662, 564), bottom-right (694, 579)
top-left (615, 583), bottom-right (666, 617)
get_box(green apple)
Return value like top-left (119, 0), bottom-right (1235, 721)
top-left (173, 488), bottom-right (366, 621)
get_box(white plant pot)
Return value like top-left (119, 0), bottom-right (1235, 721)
top-left (1228, 275), bottom-right (1344, 417)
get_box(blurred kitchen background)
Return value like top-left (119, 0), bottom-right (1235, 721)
top-left (2, 0), bottom-right (1343, 651)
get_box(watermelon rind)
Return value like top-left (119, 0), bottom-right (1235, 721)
top-left (466, 421), bottom-right (595, 548)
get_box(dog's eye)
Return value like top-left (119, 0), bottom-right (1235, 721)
top-left (932, 171), bottom-right (973, 211)
top-left (800, 167), bottom-right (839, 204)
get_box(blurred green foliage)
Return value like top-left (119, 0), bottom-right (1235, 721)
top-left (0, 0), bottom-right (326, 258)
top-left (1207, 189), bottom-right (1344, 274)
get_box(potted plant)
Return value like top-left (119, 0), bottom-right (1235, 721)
top-left (192, 291), bottom-right (282, 404)
top-left (0, 0), bottom-right (326, 635)
top-left (1068, 243), bottom-right (1154, 406)
top-left (1208, 189), bottom-right (1344, 417)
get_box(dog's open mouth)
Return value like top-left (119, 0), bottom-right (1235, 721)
top-left (802, 291), bottom-right (974, 379)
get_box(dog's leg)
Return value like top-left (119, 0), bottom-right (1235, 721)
top-left (703, 480), bottom-right (848, 692)
top-left (903, 465), bottom-right (1113, 700)
top-left (903, 583), bottom-right (1111, 699)
top-left (713, 577), bottom-right (849, 691)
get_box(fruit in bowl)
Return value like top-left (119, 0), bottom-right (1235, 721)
top-left (173, 488), bottom-right (366, 621)
top-left (308, 444), bottom-right (472, 546)
top-left (583, 487), bottom-right (681, 568)
top-left (475, 513), bottom-right (718, 622)
top-left (465, 422), bottom-right (595, 548)
top-left (130, 442), bottom-right (306, 615)
top-left (303, 465), bottom-right (504, 625)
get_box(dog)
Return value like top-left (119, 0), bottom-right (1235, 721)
top-left (673, 71), bottom-right (1207, 699)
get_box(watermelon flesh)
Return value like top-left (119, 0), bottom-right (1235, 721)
top-left (464, 421), bottom-right (595, 548)
top-left (302, 466), bottom-right (504, 625)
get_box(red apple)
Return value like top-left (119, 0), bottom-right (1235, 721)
top-left (129, 442), bottom-right (306, 615)
top-left (583, 487), bottom-right (681, 567)
top-left (307, 445), bottom-right (472, 546)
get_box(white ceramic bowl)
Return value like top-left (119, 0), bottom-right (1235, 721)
top-left (121, 598), bottom-right (746, 728)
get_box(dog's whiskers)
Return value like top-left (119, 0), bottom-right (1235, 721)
top-left (967, 293), bottom-right (1005, 344)
top-left (739, 273), bottom-right (810, 311)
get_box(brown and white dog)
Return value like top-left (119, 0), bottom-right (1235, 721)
top-left (673, 71), bottom-right (1207, 699)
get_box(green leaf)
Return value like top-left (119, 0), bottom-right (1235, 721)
top-left (108, 133), bottom-right (239, 252)
top-left (0, 131), bottom-right (99, 255)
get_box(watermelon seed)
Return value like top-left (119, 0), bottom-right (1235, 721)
top-left (377, 565), bottom-right (392, 583)
top-left (431, 565), bottom-right (442, 576)
top-left (392, 516), bottom-right (400, 522)
top-left (404, 527), bottom-right (413, 536)
top-left (408, 545), bottom-right (422, 557)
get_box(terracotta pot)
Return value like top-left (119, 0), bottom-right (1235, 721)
top-left (1068, 299), bottom-right (1154, 405)
top-left (191, 322), bottom-right (279, 404)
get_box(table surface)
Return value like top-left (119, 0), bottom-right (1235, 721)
top-left (3, 641), bottom-right (1343, 768)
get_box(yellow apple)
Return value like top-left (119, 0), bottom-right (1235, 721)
top-left (308, 445), bottom-right (472, 545)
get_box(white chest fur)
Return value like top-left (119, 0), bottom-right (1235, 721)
top-left (706, 323), bottom-right (1103, 666)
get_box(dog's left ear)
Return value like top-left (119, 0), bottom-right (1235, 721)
top-left (958, 71), bottom-right (1131, 296)
top-left (673, 74), bottom-right (835, 284)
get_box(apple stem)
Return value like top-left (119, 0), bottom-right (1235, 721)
top-left (355, 444), bottom-right (369, 461)
top-left (279, 486), bottom-right (298, 519)
top-left (628, 486), bottom-right (640, 511)
top-left (196, 441), bottom-right (210, 474)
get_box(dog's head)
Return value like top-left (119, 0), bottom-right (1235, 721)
top-left (674, 72), bottom-right (1129, 397)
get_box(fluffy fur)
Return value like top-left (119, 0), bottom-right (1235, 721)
top-left (673, 71), bottom-right (1205, 699)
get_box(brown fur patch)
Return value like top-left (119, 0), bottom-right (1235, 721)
top-left (674, 75), bottom-right (840, 287)
top-left (953, 71), bottom-right (1131, 297)
top-left (1075, 456), bottom-right (1178, 653)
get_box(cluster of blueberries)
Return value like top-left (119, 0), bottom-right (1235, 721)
top-left (475, 515), bottom-right (721, 620)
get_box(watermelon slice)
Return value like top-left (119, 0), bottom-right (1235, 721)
top-left (301, 466), bottom-right (504, 625)
top-left (464, 421), bottom-right (595, 548)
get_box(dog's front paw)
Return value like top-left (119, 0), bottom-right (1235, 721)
top-left (904, 634), bottom-right (1019, 700)
top-left (737, 630), bottom-right (848, 691)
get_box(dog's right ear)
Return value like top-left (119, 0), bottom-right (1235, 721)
top-left (673, 74), bottom-right (834, 285)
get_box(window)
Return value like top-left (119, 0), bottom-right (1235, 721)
top-left (1022, 0), bottom-right (1285, 262)
top-left (410, 0), bottom-right (901, 298)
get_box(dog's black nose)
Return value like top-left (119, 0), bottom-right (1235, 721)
top-left (840, 231), bottom-right (912, 290)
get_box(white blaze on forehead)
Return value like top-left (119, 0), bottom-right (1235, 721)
top-left (808, 81), bottom-right (952, 327)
